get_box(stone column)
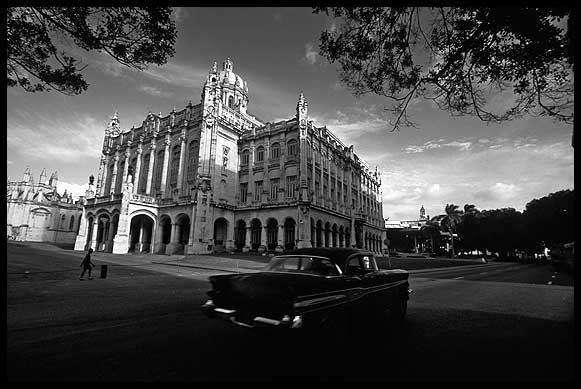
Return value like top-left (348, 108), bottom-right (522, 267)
top-left (122, 149), bottom-right (130, 192)
top-left (110, 151), bottom-right (120, 195)
top-left (146, 140), bottom-right (156, 195)
top-left (319, 151), bottom-right (324, 207)
top-left (160, 134), bottom-right (171, 198)
top-left (258, 225), bottom-right (267, 253)
top-left (276, 225), bottom-right (285, 252)
top-left (177, 131), bottom-right (186, 195)
top-left (74, 210), bottom-right (89, 251)
top-left (311, 148), bottom-right (316, 205)
top-left (327, 153), bottom-right (332, 208)
top-left (166, 222), bottom-right (179, 255)
top-left (138, 219), bottom-right (145, 252)
top-left (89, 221), bottom-right (99, 251)
top-left (133, 144), bottom-right (143, 194)
top-left (243, 225), bottom-right (252, 252)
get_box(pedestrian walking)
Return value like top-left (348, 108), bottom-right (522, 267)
top-left (80, 248), bottom-right (95, 280)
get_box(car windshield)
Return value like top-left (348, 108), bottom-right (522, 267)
top-left (264, 256), bottom-right (340, 276)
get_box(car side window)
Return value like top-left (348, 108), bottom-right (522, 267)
top-left (345, 255), bottom-right (376, 276)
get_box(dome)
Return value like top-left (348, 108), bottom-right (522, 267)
top-left (218, 58), bottom-right (247, 90)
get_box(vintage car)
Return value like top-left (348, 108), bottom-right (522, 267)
top-left (201, 248), bottom-right (412, 334)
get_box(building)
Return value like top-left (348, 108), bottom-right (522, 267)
top-left (7, 167), bottom-right (82, 244)
top-left (74, 59), bottom-right (386, 255)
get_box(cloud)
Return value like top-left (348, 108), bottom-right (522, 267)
top-left (7, 111), bottom-right (103, 163)
top-left (305, 43), bottom-right (319, 65)
top-left (138, 85), bottom-right (173, 98)
top-left (57, 181), bottom-right (90, 200)
top-left (474, 182), bottom-right (520, 203)
top-left (403, 139), bottom-right (472, 153)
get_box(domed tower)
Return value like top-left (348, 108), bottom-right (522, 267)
top-left (202, 58), bottom-right (250, 115)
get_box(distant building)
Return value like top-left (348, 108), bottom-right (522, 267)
top-left (385, 205), bottom-right (432, 253)
top-left (7, 167), bottom-right (83, 244)
top-left (74, 58), bottom-right (386, 255)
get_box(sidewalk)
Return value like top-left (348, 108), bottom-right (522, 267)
top-left (10, 241), bottom-right (490, 275)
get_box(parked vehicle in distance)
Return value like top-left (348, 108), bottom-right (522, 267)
top-left (201, 248), bottom-right (412, 336)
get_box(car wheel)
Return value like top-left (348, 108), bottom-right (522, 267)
top-left (391, 298), bottom-right (407, 321)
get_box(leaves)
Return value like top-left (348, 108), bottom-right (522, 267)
top-left (314, 7), bottom-right (574, 130)
top-left (7, 7), bottom-right (177, 95)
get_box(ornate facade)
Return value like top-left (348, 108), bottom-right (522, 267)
top-left (74, 59), bottom-right (386, 255)
top-left (7, 167), bottom-right (82, 244)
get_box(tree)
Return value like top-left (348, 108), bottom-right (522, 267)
top-left (523, 189), bottom-right (574, 251)
top-left (313, 7), bottom-right (574, 130)
top-left (420, 219), bottom-right (441, 254)
top-left (7, 7), bottom-right (177, 95)
top-left (433, 204), bottom-right (463, 256)
top-left (456, 204), bottom-right (480, 254)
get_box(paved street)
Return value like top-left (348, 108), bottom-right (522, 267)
top-left (7, 242), bottom-right (575, 382)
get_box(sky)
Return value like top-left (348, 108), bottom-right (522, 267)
top-left (6, 7), bottom-right (574, 221)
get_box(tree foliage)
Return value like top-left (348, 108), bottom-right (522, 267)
top-left (313, 7), bottom-right (574, 130)
top-left (7, 7), bottom-right (177, 95)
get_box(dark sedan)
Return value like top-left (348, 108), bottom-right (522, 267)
top-left (201, 248), bottom-right (412, 335)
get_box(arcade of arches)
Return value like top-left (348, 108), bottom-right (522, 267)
top-left (82, 212), bottom-right (384, 255)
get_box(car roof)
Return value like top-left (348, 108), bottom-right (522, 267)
top-left (275, 248), bottom-right (374, 270)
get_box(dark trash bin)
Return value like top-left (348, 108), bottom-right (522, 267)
top-left (100, 264), bottom-right (108, 279)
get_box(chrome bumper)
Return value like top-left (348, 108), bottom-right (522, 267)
top-left (201, 300), bottom-right (302, 329)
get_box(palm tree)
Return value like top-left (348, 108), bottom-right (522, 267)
top-left (437, 204), bottom-right (464, 257)
top-left (420, 219), bottom-right (441, 255)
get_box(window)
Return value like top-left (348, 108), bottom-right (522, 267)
top-left (254, 181), bottom-right (263, 201)
top-left (240, 183), bottom-right (248, 204)
top-left (69, 216), bottom-right (75, 230)
top-left (241, 149), bottom-right (249, 166)
top-left (170, 145), bottom-right (180, 184)
top-left (187, 141), bottom-right (199, 182)
top-left (270, 178), bottom-right (279, 200)
top-left (270, 143), bottom-right (280, 159)
top-left (154, 149), bottom-right (164, 191)
top-left (286, 176), bottom-right (297, 198)
top-left (228, 95), bottom-right (234, 108)
top-left (256, 146), bottom-right (265, 162)
top-left (140, 153), bottom-right (150, 193)
top-left (61, 214), bottom-right (66, 228)
top-left (287, 139), bottom-right (298, 157)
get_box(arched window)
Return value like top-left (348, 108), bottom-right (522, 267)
top-left (154, 149), bottom-right (164, 191)
top-left (170, 145), bottom-right (180, 184)
top-left (241, 149), bottom-right (250, 166)
top-left (60, 214), bottom-right (66, 228)
top-left (69, 215), bottom-right (75, 230)
top-left (187, 140), bottom-right (199, 183)
top-left (228, 95), bottom-right (234, 108)
top-left (139, 153), bottom-right (150, 193)
top-left (287, 139), bottom-right (298, 157)
top-left (256, 146), bottom-right (265, 162)
top-left (270, 143), bottom-right (280, 159)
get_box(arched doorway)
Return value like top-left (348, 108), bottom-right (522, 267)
top-left (176, 214), bottom-right (191, 253)
top-left (324, 222), bottom-right (331, 247)
top-left (250, 219), bottom-right (262, 251)
top-left (214, 218), bottom-right (228, 252)
top-left (332, 223), bottom-right (338, 247)
top-left (345, 227), bottom-right (351, 248)
top-left (235, 220), bottom-right (246, 251)
top-left (284, 218), bottom-right (296, 250)
top-left (339, 225), bottom-right (344, 247)
top-left (129, 214), bottom-right (155, 253)
top-left (316, 220), bottom-right (323, 247)
top-left (310, 218), bottom-right (316, 248)
top-left (266, 218), bottom-right (278, 252)
top-left (96, 214), bottom-right (110, 252)
top-left (157, 215), bottom-right (172, 254)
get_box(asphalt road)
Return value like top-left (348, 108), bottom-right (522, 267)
top-left (7, 243), bottom-right (575, 382)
